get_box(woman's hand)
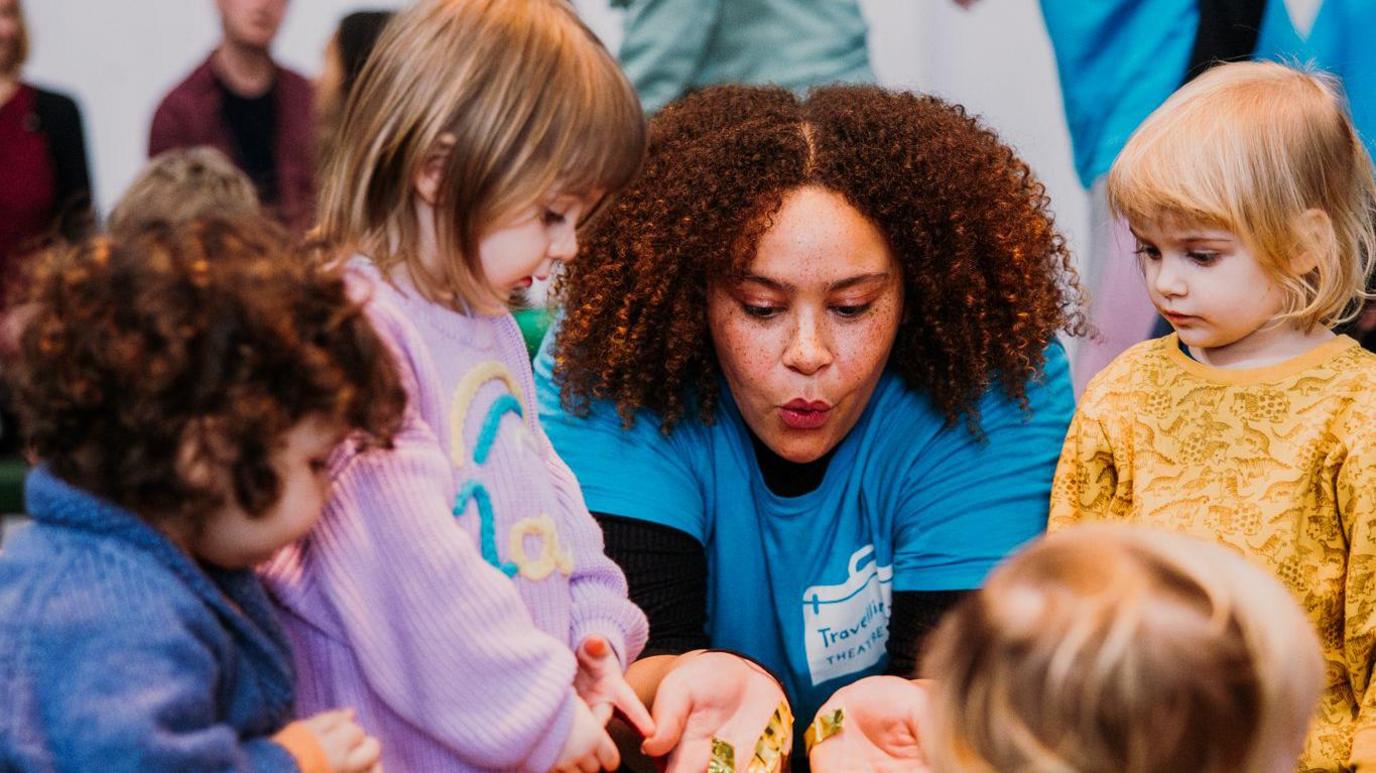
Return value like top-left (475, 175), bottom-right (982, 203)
top-left (640, 651), bottom-right (789, 772)
top-left (807, 676), bottom-right (932, 773)
top-left (574, 635), bottom-right (656, 737)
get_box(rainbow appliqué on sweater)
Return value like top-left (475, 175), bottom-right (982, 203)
top-left (449, 362), bottom-right (573, 580)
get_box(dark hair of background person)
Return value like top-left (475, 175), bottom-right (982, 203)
top-left (553, 84), bottom-right (1087, 433)
top-left (5, 217), bottom-right (407, 529)
top-left (337, 11), bottom-right (394, 103)
top-left (315, 10), bottom-right (394, 177)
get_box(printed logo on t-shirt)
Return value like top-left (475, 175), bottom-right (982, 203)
top-left (801, 544), bottom-right (893, 685)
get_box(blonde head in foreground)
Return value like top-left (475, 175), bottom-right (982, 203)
top-left (921, 525), bottom-right (1323, 773)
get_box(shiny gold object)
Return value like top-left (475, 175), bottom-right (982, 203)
top-left (707, 737), bottom-right (736, 773)
top-left (803, 707), bottom-right (845, 754)
top-left (747, 701), bottom-right (793, 772)
top-left (707, 701), bottom-right (794, 773)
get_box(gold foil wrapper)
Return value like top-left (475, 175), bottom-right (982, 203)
top-left (707, 701), bottom-right (794, 773)
top-left (803, 707), bottom-right (845, 754)
top-left (708, 737), bottom-right (736, 773)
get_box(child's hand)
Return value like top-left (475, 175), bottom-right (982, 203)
top-left (573, 635), bottom-right (655, 737)
top-left (299, 709), bottom-right (383, 773)
top-left (552, 695), bottom-right (619, 772)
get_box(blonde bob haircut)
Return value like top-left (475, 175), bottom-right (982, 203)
top-left (920, 524), bottom-right (1323, 773)
top-left (316, 0), bottom-right (644, 312)
top-left (2, 0), bottom-right (29, 76)
top-left (1108, 60), bottom-right (1376, 330)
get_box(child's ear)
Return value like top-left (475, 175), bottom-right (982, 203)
top-left (413, 133), bottom-right (458, 206)
top-left (1291, 208), bottom-right (1335, 275)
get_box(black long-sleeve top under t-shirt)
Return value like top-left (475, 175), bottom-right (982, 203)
top-left (594, 429), bottom-right (967, 679)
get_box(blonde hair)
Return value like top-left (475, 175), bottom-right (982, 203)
top-left (108, 147), bottom-right (260, 236)
top-left (921, 524), bottom-right (1323, 773)
top-left (2, 0), bottom-right (29, 76)
top-left (1109, 60), bottom-right (1376, 330)
top-left (316, 0), bottom-right (644, 312)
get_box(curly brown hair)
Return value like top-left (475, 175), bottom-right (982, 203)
top-left (555, 84), bottom-right (1085, 432)
top-left (7, 217), bottom-right (406, 527)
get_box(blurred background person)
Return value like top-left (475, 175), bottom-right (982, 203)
top-left (314, 9), bottom-right (392, 178)
top-left (0, 0), bottom-right (92, 309)
top-left (0, 0), bottom-right (92, 459)
top-left (149, 0), bottom-right (314, 233)
top-left (613, 0), bottom-right (874, 115)
top-left (614, 0), bottom-right (981, 116)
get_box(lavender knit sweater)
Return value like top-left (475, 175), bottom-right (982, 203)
top-left (262, 259), bottom-right (647, 772)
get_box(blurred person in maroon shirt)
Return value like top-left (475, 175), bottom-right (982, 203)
top-left (0, 0), bottom-right (93, 310)
top-left (149, 0), bottom-right (314, 233)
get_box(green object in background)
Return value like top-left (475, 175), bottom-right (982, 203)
top-left (513, 307), bottom-right (553, 361)
top-left (0, 457), bottom-right (27, 514)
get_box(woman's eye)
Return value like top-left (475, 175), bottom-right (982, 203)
top-left (1187, 250), bottom-right (1220, 265)
top-left (542, 209), bottom-right (568, 226)
top-left (1133, 244), bottom-right (1161, 261)
top-left (833, 303), bottom-right (872, 319)
top-left (742, 304), bottom-right (781, 319)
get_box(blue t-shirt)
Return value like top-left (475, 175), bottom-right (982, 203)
top-left (1041, 0), bottom-right (1306, 188)
top-left (534, 338), bottom-right (1075, 730)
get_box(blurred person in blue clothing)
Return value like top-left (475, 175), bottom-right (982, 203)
top-left (613, 0), bottom-right (976, 115)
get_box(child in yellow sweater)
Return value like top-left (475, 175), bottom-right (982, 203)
top-left (1051, 60), bottom-right (1376, 771)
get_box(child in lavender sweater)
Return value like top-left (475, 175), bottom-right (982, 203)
top-left (261, 1), bottom-right (652, 770)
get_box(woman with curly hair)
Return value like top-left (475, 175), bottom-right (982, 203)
top-left (533, 83), bottom-right (1083, 770)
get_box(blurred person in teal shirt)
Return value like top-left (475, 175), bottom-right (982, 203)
top-left (614, 0), bottom-right (874, 115)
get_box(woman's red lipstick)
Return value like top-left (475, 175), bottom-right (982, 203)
top-left (780, 399), bottom-right (831, 430)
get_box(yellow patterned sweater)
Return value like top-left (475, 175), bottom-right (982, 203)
top-left (1050, 334), bottom-right (1376, 772)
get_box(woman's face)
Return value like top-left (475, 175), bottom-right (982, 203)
top-left (708, 186), bottom-right (903, 464)
top-left (0, 0), bottom-right (22, 76)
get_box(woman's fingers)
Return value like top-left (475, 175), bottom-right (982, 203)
top-left (640, 682), bottom-right (691, 757)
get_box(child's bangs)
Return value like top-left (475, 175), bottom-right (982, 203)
top-left (544, 35), bottom-right (646, 204)
top-left (1107, 120), bottom-right (1241, 234)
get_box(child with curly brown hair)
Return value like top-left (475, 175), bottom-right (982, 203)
top-left (260, 1), bottom-right (653, 770)
top-left (0, 218), bottom-right (405, 772)
top-left (1051, 61), bottom-right (1376, 771)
